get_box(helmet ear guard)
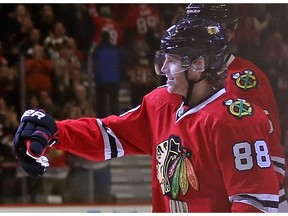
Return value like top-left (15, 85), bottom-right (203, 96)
top-left (189, 56), bottom-right (205, 73)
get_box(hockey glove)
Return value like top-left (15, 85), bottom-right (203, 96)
top-left (13, 109), bottom-right (58, 177)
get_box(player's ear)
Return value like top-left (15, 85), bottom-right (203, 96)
top-left (190, 56), bottom-right (205, 73)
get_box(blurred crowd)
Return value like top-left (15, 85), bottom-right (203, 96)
top-left (0, 3), bottom-right (287, 204)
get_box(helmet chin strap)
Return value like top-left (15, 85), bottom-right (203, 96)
top-left (183, 69), bottom-right (205, 106)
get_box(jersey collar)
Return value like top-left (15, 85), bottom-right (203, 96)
top-left (175, 88), bottom-right (226, 122)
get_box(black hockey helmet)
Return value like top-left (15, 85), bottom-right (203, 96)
top-left (184, 4), bottom-right (239, 31)
top-left (155, 17), bottom-right (228, 87)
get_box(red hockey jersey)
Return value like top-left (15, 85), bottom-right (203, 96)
top-left (225, 55), bottom-right (285, 190)
top-left (121, 4), bottom-right (161, 41)
top-left (54, 87), bottom-right (279, 212)
top-left (91, 15), bottom-right (123, 46)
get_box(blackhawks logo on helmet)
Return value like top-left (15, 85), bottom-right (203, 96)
top-left (231, 69), bottom-right (257, 91)
top-left (224, 99), bottom-right (253, 118)
top-left (207, 26), bottom-right (220, 35)
top-left (156, 135), bottom-right (199, 200)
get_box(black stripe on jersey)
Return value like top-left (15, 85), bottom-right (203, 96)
top-left (280, 193), bottom-right (286, 203)
top-left (279, 184), bottom-right (287, 203)
top-left (108, 133), bottom-right (118, 158)
top-left (240, 194), bottom-right (279, 209)
top-left (273, 160), bottom-right (286, 171)
top-left (102, 123), bottom-right (118, 158)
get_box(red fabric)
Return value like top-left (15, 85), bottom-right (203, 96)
top-left (54, 87), bottom-right (279, 212)
top-left (91, 15), bottom-right (123, 46)
top-left (121, 4), bottom-right (161, 41)
top-left (226, 56), bottom-right (284, 184)
top-left (25, 59), bottom-right (54, 93)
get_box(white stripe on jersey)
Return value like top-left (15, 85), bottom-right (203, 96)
top-left (96, 118), bottom-right (124, 160)
top-left (271, 156), bottom-right (286, 176)
top-left (169, 199), bottom-right (188, 213)
top-left (229, 193), bottom-right (279, 213)
top-left (279, 187), bottom-right (286, 198)
top-left (272, 156), bottom-right (285, 164)
top-left (279, 186), bottom-right (287, 207)
top-left (119, 105), bottom-right (140, 117)
top-left (176, 88), bottom-right (226, 123)
top-left (278, 189), bottom-right (288, 213)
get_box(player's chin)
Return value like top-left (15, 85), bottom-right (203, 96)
top-left (166, 84), bottom-right (174, 93)
top-left (167, 85), bottom-right (182, 96)
top-left (167, 85), bottom-right (186, 97)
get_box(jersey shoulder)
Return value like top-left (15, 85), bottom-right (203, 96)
top-left (144, 85), bottom-right (183, 105)
top-left (228, 56), bottom-right (269, 81)
top-left (206, 91), bottom-right (268, 124)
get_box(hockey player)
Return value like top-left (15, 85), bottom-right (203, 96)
top-left (184, 3), bottom-right (287, 210)
top-left (13, 17), bottom-right (279, 212)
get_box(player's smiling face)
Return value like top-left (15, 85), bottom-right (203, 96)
top-left (161, 53), bottom-right (189, 96)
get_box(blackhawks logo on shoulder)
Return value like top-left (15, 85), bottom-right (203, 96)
top-left (231, 69), bottom-right (257, 91)
top-left (224, 99), bottom-right (253, 118)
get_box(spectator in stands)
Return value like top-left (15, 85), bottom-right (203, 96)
top-left (0, 97), bottom-right (19, 145)
top-left (0, 54), bottom-right (19, 112)
top-left (252, 4), bottom-right (271, 36)
top-left (121, 4), bottom-right (162, 43)
top-left (66, 37), bottom-right (84, 64)
top-left (61, 103), bottom-right (82, 120)
top-left (0, 97), bottom-right (20, 203)
top-left (0, 96), bottom-right (19, 148)
top-left (120, 4), bottom-right (165, 89)
top-left (126, 40), bottom-right (157, 107)
top-left (72, 83), bottom-right (96, 117)
top-left (5, 4), bottom-right (34, 66)
top-left (20, 27), bottom-right (43, 59)
top-left (26, 94), bottom-right (40, 109)
top-left (56, 4), bottom-right (94, 56)
top-left (43, 21), bottom-right (71, 60)
top-left (92, 31), bottom-right (122, 118)
top-left (53, 42), bottom-right (82, 107)
top-left (38, 90), bottom-right (60, 119)
top-left (24, 44), bottom-right (54, 97)
top-left (89, 4), bottom-right (123, 49)
top-left (35, 4), bottom-right (56, 40)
